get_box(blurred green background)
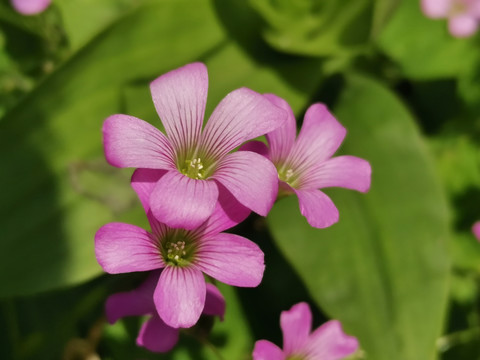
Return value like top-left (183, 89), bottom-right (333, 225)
top-left (0, 0), bottom-right (479, 359)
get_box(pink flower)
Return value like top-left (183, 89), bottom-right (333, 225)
top-left (242, 94), bottom-right (371, 229)
top-left (103, 62), bottom-right (286, 230)
top-left (95, 168), bottom-right (264, 328)
top-left (105, 270), bottom-right (225, 353)
top-left (421, 0), bottom-right (480, 37)
top-left (11, 0), bottom-right (51, 15)
top-left (473, 221), bottom-right (480, 241)
top-left (252, 302), bottom-right (358, 360)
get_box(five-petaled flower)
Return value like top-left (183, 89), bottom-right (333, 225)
top-left (421, 0), bottom-right (480, 37)
top-left (95, 168), bottom-right (264, 328)
top-left (252, 302), bottom-right (358, 360)
top-left (105, 270), bottom-right (225, 353)
top-left (242, 94), bottom-right (371, 229)
top-left (473, 221), bottom-right (480, 241)
top-left (10, 0), bottom-right (51, 15)
top-left (103, 62), bottom-right (286, 230)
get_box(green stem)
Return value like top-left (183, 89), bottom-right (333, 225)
top-left (437, 327), bottom-right (480, 352)
top-left (198, 337), bottom-right (226, 360)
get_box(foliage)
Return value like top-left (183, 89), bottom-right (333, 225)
top-left (0, 0), bottom-right (479, 358)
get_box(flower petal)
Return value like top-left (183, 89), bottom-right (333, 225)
top-left (212, 151), bottom-right (278, 216)
top-left (280, 302), bottom-right (312, 354)
top-left (305, 320), bottom-right (359, 360)
top-left (150, 171), bottom-right (219, 230)
top-left (131, 168), bottom-right (168, 213)
top-left (252, 340), bottom-right (285, 360)
top-left (294, 189), bottom-right (339, 229)
top-left (203, 283), bottom-right (226, 320)
top-left (197, 183), bottom-right (251, 236)
top-left (130, 169), bottom-right (170, 234)
top-left (136, 314), bottom-right (179, 353)
top-left (154, 266), bottom-right (206, 328)
top-left (288, 104), bottom-right (346, 174)
top-left (150, 62), bottom-right (207, 153)
top-left (473, 221), bottom-right (480, 241)
top-left (300, 155), bottom-right (371, 192)
top-left (95, 223), bottom-right (164, 274)
top-left (421, 0), bottom-right (451, 18)
top-left (201, 87), bottom-right (286, 159)
top-left (195, 233), bottom-right (265, 287)
top-left (105, 271), bottom-right (160, 324)
top-left (11, 0), bottom-right (51, 15)
top-left (264, 93), bottom-right (297, 163)
top-left (239, 140), bottom-right (270, 159)
top-left (449, 15), bottom-right (479, 38)
top-left (103, 114), bottom-right (175, 169)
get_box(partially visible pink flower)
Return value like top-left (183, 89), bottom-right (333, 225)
top-left (95, 168), bottom-right (264, 329)
top-left (242, 94), bottom-right (371, 229)
top-left (11, 0), bottom-right (51, 15)
top-left (473, 221), bottom-right (480, 241)
top-left (421, 0), bottom-right (480, 37)
top-left (103, 62), bottom-right (286, 230)
top-left (252, 302), bottom-right (358, 360)
top-left (106, 270), bottom-right (225, 353)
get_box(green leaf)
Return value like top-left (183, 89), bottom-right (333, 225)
top-left (268, 74), bottom-right (451, 359)
top-left (56, 0), bottom-right (138, 50)
top-left (249, 0), bottom-right (372, 57)
top-left (0, 0), bottom-right (227, 297)
top-left (371, 0), bottom-right (402, 39)
top-left (377, 0), bottom-right (479, 79)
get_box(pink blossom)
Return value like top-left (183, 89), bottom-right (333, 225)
top-left (252, 302), bottom-right (358, 360)
top-left (473, 221), bottom-right (480, 241)
top-left (421, 0), bottom-right (480, 37)
top-left (242, 94), bottom-right (371, 229)
top-left (105, 270), bottom-right (225, 353)
top-left (11, 0), bottom-right (51, 15)
top-left (103, 62), bottom-right (286, 230)
top-left (95, 168), bottom-right (264, 328)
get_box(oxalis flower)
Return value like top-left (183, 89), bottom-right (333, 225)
top-left (421, 0), bottom-right (480, 37)
top-left (105, 270), bottom-right (225, 353)
top-left (11, 0), bottom-right (51, 15)
top-left (252, 302), bottom-right (358, 360)
top-left (473, 221), bottom-right (480, 241)
top-left (242, 94), bottom-right (371, 229)
top-left (95, 168), bottom-right (264, 328)
top-left (103, 62), bottom-right (286, 230)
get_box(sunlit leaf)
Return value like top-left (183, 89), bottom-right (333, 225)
top-left (0, 0), bottom-right (227, 297)
top-left (268, 74), bottom-right (451, 359)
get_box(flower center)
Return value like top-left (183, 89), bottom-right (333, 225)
top-left (278, 166), bottom-right (299, 188)
top-left (286, 355), bottom-right (305, 360)
top-left (159, 231), bottom-right (197, 267)
top-left (450, 0), bottom-right (467, 15)
top-left (181, 158), bottom-right (206, 179)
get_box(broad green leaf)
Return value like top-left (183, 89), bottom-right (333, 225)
top-left (268, 74), bottom-right (451, 359)
top-left (0, 0), bottom-right (227, 297)
top-left (56, 0), bottom-right (138, 50)
top-left (377, 0), bottom-right (479, 79)
top-left (249, 0), bottom-right (372, 57)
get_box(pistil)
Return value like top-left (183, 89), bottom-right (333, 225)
top-left (160, 231), bottom-right (197, 267)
